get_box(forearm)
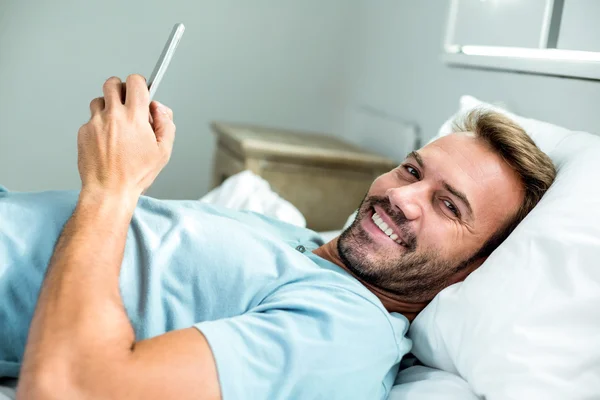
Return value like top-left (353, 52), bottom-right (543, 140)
top-left (16, 73), bottom-right (179, 399)
top-left (18, 190), bottom-right (138, 397)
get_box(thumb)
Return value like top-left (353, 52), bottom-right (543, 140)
top-left (150, 101), bottom-right (176, 154)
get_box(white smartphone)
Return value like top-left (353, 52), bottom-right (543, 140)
top-left (147, 23), bottom-right (185, 100)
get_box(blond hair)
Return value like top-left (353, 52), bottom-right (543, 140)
top-left (452, 108), bottom-right (557, 259)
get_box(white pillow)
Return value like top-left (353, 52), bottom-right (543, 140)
top-left (409, 95), bottom-right (600, 399)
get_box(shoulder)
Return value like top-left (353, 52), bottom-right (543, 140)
top-left (197, 282), bottom-right (408, 399)
top-left (257, 279), bottom-right (410, 367)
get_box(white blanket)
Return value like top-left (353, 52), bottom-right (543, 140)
top-left (199, 170), bottom-right (306, 228)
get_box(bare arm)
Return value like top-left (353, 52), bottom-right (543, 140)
top-left (17, 75), bottom-right (221, 400)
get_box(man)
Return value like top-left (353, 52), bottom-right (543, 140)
top-left (0, 76), bottom-right (555, 400)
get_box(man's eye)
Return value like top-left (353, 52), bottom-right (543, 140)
top-left (403, 165), bottom-right (420, 179)
top-left (443, 200), bottom-right (460, 217)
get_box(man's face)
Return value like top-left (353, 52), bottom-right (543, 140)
top-left (338, 132), bottom-right (524, 302)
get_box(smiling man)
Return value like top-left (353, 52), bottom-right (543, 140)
top-left (315, 113), bottom-right (556, 318)
top-left (0, 76), bottom-right (555, 400)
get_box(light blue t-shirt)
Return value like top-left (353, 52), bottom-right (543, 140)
top-left (0, 188), bottom-right (411, 399)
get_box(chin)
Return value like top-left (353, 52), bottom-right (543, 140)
top-left (337, 224), bottom-right (380, 281)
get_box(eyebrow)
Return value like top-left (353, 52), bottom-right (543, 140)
top-left (408, 151), bottom-right (424, 169)
top-left (406, 151), bottom-right (474, 219)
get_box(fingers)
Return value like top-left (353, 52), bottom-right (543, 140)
top-left (103, 77), bottom-right (123, 109)
top-left (150, 101), bottom-right (176, 158)
top-left (89, 97), bottom-right (105, 116)
top-left (125, 74), bottom-right (150, 110)
top-left (100, 74), bottom-right (149, 114)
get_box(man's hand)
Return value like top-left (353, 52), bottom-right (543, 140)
top-left (78, 74), bottom-right (175, 200)
top-left (17, 75), bottom-right (221, 400)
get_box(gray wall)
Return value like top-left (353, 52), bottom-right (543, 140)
top-left (0, 0), bottom-right (359, 199)
top-left (2, 1), bottom-right (599, 199)
top-left (343, 0), bottom-right (600, 155)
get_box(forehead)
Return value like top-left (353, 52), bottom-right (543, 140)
top-left (417, 133), bottom-right (524, 226)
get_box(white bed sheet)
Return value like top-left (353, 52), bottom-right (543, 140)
top-left (389, 366), bottom-right (479, 399)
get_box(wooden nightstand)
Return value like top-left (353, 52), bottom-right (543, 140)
top-left (210, 122), bottom-right (398, 232)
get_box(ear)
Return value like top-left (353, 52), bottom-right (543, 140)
top-left (447, 256), bottom-right (488, 286)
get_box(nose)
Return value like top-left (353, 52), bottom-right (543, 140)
top-left (385, 183), bottom-right (426, 222)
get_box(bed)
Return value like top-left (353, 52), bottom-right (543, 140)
top-left (2, 95), bottom-right (599, 399)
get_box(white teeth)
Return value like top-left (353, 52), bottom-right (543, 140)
top-left (371, 212), bottom-right (404, 246)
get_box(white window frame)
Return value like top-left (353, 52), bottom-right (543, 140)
top-left (443, 0), bottom-right (600, 80)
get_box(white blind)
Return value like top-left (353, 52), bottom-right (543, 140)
top-left (450, 0), bottom-right (548, 48)
top-left (557, 0), bottom-right (600, 52)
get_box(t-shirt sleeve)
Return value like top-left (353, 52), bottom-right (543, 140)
top-left (194, 285), bottom-right (408, 400)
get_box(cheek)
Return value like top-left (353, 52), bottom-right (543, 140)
top-left (418, 220), bottom-right (464, 255)
top-left (419, 224), bottom-right (445, 249)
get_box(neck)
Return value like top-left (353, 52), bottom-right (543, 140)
top-left (312, 237), bottom-right (429, 322)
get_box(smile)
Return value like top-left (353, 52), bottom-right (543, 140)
top-left (371, 212), bottom-right (407, 247)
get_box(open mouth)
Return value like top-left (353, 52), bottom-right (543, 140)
top-left (366, 208), bottom-right (408, 247)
